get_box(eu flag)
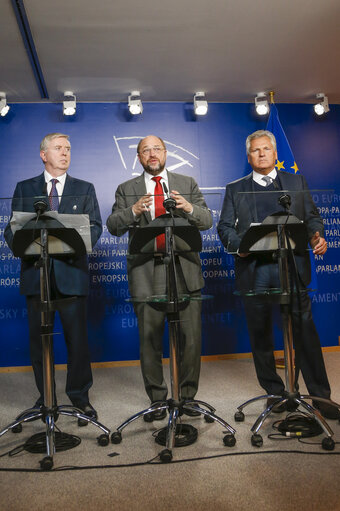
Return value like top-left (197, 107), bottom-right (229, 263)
top-left (266, 104), bottom-right (299, 174)
top-left (266, 103), bottom-right (317, 292)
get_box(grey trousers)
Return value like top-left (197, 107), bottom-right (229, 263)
top-left (133, 257), bottom-right (202, 402)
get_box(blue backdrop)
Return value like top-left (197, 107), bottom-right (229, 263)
top-left (0, 102), bottom-right (339, 367)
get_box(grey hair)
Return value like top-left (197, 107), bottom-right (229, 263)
top-left (246, 130), bottom-right (277, 155)
top-left (40, 133), bottom-right (70, 152)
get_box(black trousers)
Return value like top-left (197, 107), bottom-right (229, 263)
top-left (243, 261), bottom-right (331, 399)
top-left (26, 271), bottom-right (93, 407)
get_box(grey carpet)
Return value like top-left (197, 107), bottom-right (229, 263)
top-left (0, 353), bottom-right (339, 511)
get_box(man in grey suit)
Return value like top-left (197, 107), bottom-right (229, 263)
top-left (217, 129), bottom-right (339, 419)
top-left (106, 135), bottom-right (212, 421)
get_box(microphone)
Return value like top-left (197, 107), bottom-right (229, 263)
top-left (278, 193), bottom-right (291, 209)
top-left (34, 199), bottom-right (48, 221)
top-left (272, 176), bottom-right (291, 210)
top-left (271, 178), bottom-right (280, 190)
top-left (162, 182), bottom-right (177, 211)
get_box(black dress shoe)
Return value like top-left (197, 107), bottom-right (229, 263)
top-left (143, 406), bottom-right (167, 422)
top-left (312, 400), bottom-right (340, 420)
top-left (266, 398), bottom-right (286, 413)
top-left (183, 405), bottom-right (201, 417)
top-left (74, 402), bottom-right (98, 427)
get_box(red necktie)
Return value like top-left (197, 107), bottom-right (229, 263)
top-left (152, 176), bottom-right (166, 251)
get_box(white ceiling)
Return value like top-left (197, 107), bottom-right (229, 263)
top-left (1, 0), bottom-right (340, 104)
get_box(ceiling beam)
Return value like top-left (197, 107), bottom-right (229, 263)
top-left (11, 0), bottom-right (49, 99)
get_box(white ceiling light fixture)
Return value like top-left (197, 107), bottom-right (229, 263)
top-left (0, 92), bottom-right (10, 117)
top-left (314, 93), bottom-right (329, 116)
top-left (194, 92), bottom-right (208, 116)
top-left (63, 91), bottom-right (76, 116)
top-left (128, 91), bottom-right (143, 115)
top-left (255, 92), bottom-right (269, 116)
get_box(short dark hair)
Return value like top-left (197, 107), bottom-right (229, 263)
top-left (137, 135), bottom-right (166, 154)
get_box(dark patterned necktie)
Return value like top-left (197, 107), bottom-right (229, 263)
top-left (49, 178), bottom-right (59, 210)
top-left (152, 176), bottom-right (166, 251)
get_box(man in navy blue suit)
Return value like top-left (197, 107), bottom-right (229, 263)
top-left (5, 133), bottom-right (102, 422)
top-left (217, 130), bottom-right (339, 419)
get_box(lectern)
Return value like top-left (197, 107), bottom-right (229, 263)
top-left (0, 211), bottom-right (110, 470)
top-left (111, 212), bottom-right (236, 462)
top-left (234, 212), bottom-right (339, 450)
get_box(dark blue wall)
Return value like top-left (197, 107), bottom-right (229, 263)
top-left (1, 102), bottom-right (339, 367)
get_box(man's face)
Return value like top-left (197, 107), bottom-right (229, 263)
top-left (137, 135), bottom-right (167, 175)
top-left (247, 136), bottom-right (277, 175)
top-left (40, 136), bottom-right (71, 176)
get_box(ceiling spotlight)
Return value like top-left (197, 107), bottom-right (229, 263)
top-left (255, 92), bottom-right (269, 115)
top-left (194, 92), bottom-right (208, 115)
top-left (0, 92), bottom-right (10, 117)
top-left (128, 91), bottom-right (143, 115)
top-left (314, 93), bottom-right (329, 116)
top-left (63, 91), bottom-right (76, 116)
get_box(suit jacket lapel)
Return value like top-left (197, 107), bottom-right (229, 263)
top-left (58, 174), bottom-right (75, 213)
top-left (31, 173), bottom-right (47, 199)
top-left (167, 170), bottom-right (183, 192)
top-left (240, 173), bottom-right (257, 222)
top-left (132, 173), bottom-right (152, 223)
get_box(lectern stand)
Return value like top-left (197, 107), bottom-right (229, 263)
top-left (234, 213), bottom-right (339, 450)
top-left (0, 213), bottom-right (110, 470)
top-left (111, 214), bottom-right (236, 462)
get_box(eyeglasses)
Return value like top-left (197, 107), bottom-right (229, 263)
top-left (139, 146), bottom-right (165, 156)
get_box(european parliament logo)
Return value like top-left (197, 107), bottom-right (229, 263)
top-left (113, 135), bottom-right (199, 177)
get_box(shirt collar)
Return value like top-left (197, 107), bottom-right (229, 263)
top-left (252, 168), bottom-right (277, 185)
top-left (44, 169), bottom-right (67, 185)
top-left (144, 168), bottom-right (168, 184)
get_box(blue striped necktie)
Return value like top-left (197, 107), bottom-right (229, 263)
top-left (49, 178), bottom-right (59, 210)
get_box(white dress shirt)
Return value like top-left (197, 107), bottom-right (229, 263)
top-left (252, 168), bottom-right (277, 186)
top-left (44, 170), bottom-right (67, 199)
top-left (144, 169), bottom-right (169, 220)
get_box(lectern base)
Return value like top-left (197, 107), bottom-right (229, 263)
top-left (111, 398), bottom-right (236, 461)
top-left (0, 404), bottom-right (110, 470)
top-left (235, 391), bottom-right (340, 450)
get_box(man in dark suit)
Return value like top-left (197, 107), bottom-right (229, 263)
top-left (5, 133), bottom-right (102, 421)
top-left (106, 135), bottom-right (212, 421)
top-left (217, 129), bottom-right (339, 419)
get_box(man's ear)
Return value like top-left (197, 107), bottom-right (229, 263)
top-left (40, 150), bottom-right (47, 163)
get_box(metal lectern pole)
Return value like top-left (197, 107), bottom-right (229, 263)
top-left (234, 217), bottom-right (337, 450)
top-left (110, 214), bottom-right (236, 462)
top-left (277, 225), bottom-right (295, 394)
top-left (40, 227), bottom-right (56, 460)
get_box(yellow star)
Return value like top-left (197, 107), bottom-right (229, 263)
top-left (275, 160), bottom-right (285, 170)
top-left (291, 162), bottom-right (299, 174)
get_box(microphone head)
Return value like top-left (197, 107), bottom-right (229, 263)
top-left (278, 193), bottom-right (291, 209)
top-left (163, 197), bottom-right (177, 211)
top-left (162, 181), bottom-right (169, 195)
top-left (34, 199), bottom-right (48, 214)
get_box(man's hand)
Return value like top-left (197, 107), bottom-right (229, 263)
top-left (310, 231), bottom-right (327, 255)
top-left (132, 193), bottom-right (152, 216)
top-left (170, 190), bottom-right (193, 214)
